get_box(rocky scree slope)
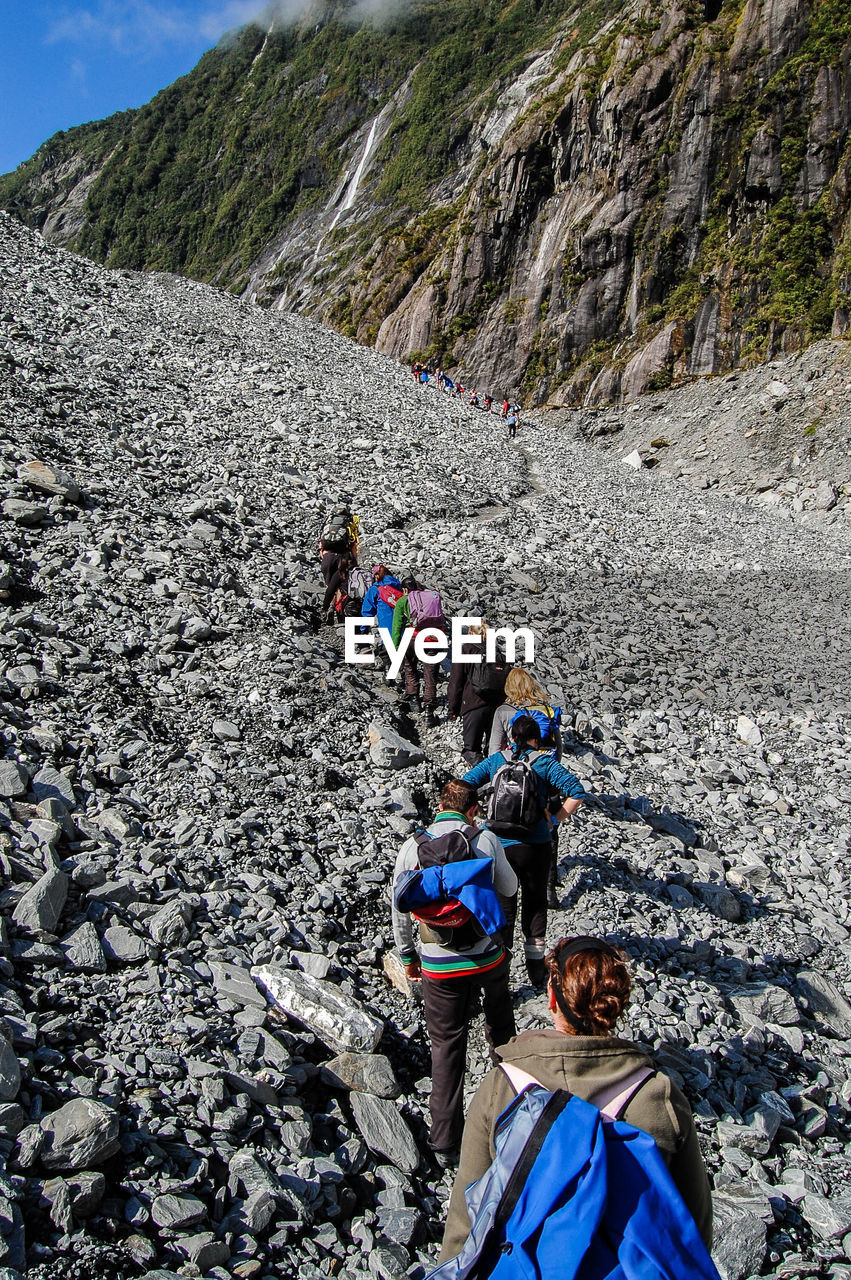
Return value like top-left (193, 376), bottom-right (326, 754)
top-left (1, 215), bottom-right (851, 1280)
top-left (538, 335), bottom-right (851, 522)
top-left (1, 0), bottom-right (851, 406)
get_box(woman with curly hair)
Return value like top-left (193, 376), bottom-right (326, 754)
top-left (438, 936), bottom-right (712, 1262)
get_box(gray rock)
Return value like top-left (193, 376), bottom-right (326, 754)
top-left (12, 865), bottom-right (69, 934)
top-left (174, 1232), bottom-right (229, 1270)
top-left (367, 721), bottom-right (425, 769)
top-left (210, 960), bottom-right (268, 1008)
top-left (61, 922), bottom-right (107, 972)
top-left (796, 969), bottom-right (851, 1036)
top-left (150, 1193), bottom-right (207, 1229)
top-left (252, 964), bottom-right (383, 1053)
top-left (349, 1093), bottom-right (419, 1174)
top-left (0, 761), bottom-right (29, 798)
top-left (728, 983), bottom-right (799, 1027)
top-left (101, 925), bottom-right (149, 964)
top-left (322, 1052), bottom-right (402, 1098)
top-left (712, 1198), bottom-right (767, 1280)
top-left (16, 460), bottom-right (81, 501)
top-left (2, 499), bottom-right (48, 525)
top-left (30, 766), bottom-right (75, 807)
top-left (39, 1098), bottom-right (120, 1170)
top-left (0, 1033), bottom-right (21, 1102)
top-left (801, 1190), bottom-right (851, 1240)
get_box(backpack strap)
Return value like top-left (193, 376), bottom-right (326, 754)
top-left (503, 1062), bottom-right (655, 1120)
top-left (500, 1063), bottom-right (543, 1094)
top-left (590, 1066), bottom-right (656, 1120)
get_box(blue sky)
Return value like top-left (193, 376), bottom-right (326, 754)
top-left (0, 1), bottom-right (272, 176)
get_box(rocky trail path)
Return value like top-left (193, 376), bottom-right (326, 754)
top-left (0, 212), bottom-right (850, 1280)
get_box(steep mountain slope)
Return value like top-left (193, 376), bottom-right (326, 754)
top-left (2, 0), bottom-right (850, 405)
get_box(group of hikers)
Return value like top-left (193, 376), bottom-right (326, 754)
top-left (317, 511), bottom-right (720, 1280)
top-left (411, 362), bottom-right (522, 438)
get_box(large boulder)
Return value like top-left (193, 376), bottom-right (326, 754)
top-left (39, 1098), bottom-right (120, 1171)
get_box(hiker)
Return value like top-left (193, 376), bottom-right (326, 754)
top-left (483, 394), bottom-right (493, 412)
top-left (391, 779), bottom-right (518, 1167)
top-left (469, 389), bottom-right (479, 408)
top-left (391, 574), bottom-right (446, 724)
top-left (361, 564), bottom-right (403, 634)
top-left (463, 715), bottom-right (585, 985)
top-left (500, 398), bottom-right (509, 418)
top-left (322, 547), bottom-right (357, 622)
top-left (437, 936), bottom-right (713, 1267)
top-left (489, 669), bottom-right (565, 908)
top-left (325, 557), bottom-right (371, 624)
top-left (447, 624), bottom-right (508, 766)
top-left (506, 409), bottom-right (518, 439)
top-left (319, 509), bottom-right (359, 592)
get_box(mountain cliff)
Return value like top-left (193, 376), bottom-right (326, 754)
top-left (2, 0), bottom-right (850, 403)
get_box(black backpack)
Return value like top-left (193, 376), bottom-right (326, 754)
top-left (470, 660), bottom-right (508, 699)
top-left (487, 751), bottom-right (545, 839)
top-left (412, 825), bottom-right (487, 951)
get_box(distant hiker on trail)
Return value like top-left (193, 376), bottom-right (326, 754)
top-left (483, 395), bottom-right (493, 413)
top-left (437, 936), bottom-right (713, 1266)
top-left (412, 361), bottom-right (423, 382)
top-left (391, 575), bottom-right (447, 724)
top-left (319, 508), bottom-right (359, 589)
top-left (391, 779), bottom-right (518, 1169)
top-left (456, 383), bottom-right (464, 399)
top-left (489, 669), bottom-right (565, 908)
top-left (361, 565), bottom-right (403, 633)
top-left (506, 409), bottom-right (518, 439)
top-left (322, 547), bottom-right (357, 622)
top-left (447, 624), bottom-right (508, 766)
top-left (469, 389), bottom-right (479, 408)
top-left (500, 398), bottom-right (509, 418)
top-left (463, 714), bottom-right (585, 986)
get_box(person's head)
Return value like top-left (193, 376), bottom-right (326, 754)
top-left (510, 713), bottom-right (542, 752)
top-left (504, 668), bottom-right (547, 706)
top-left (546, 937), bottom-right (631, 1037)
top-left (400, 571), bottom-right (420, 591)
top-left (439, 779), bottom-right (479, 819)
top-left (372, 564), bottom-right (390, 582)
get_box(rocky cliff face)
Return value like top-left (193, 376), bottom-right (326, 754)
top-left (2, 0), bottom-right (850, 404)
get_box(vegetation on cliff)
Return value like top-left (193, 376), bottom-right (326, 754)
top-left (1, 0), bottom-right (849, 402)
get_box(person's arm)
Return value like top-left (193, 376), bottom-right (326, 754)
top-left (447, 662), bottom-right (465, 718)
top-left (480, 830), bottom-right (518, 896)
top-left (461, 756), bottom-right (496, 788)
top-left (542, 757), bottom-right (586, 820)
top-left (391, 595), bottom-right (410, 649)
top-left (361, 585), bottom-right (378, 618)
top-left (390, 840), bottom-right (420, 971)
top-left (488, 705), bottom-right (510, 756)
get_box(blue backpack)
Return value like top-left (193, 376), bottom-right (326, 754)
top-left (427, 1065), bottom-right (721, 1280)
top-left (510, 703), bottom-right (561, 753)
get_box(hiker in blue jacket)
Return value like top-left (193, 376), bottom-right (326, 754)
top-left (463, 715), bottom-right (585, 985)
top-left (361, 565), bottom-right (403, 632)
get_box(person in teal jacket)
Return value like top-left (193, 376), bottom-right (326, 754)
top-left (463, 715), bottom-right (586, 984)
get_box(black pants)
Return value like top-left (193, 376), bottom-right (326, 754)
top-left (461, 704), bottom-right (496, 764)
top-left (421, 955), bottom-right (515, 1152)
top-left (501, 841), bottom-right (551, 950)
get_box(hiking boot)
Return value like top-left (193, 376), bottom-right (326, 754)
top-left (526, 958), bottom-right (547, 988)
top-left (432, 1146), bottom-right (460, 1171)
top-left (424, 704), bottom-right (438, 727)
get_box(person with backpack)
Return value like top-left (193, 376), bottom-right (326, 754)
top-left (319, 509), bottom-right (359, 587)
top-left (360, 564), bottom-right (403, 674)
top-left (391, 574), bottom-right (447, 723)
top-left (447, 624), bottom-right (508, 766)
top-left (489, 669), bottom-right (566, 910)
top-left (506, 409), bottom-right (518, 439)
top-left (463, 715), bottom-right (585, 986)
top-left (391, 779), bottom-right (518, 1168)
top-left (436, 936), bottom-right (714, 1273)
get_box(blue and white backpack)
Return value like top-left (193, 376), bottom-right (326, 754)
top-left (427, 1063), bottom-right (721, 1280)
